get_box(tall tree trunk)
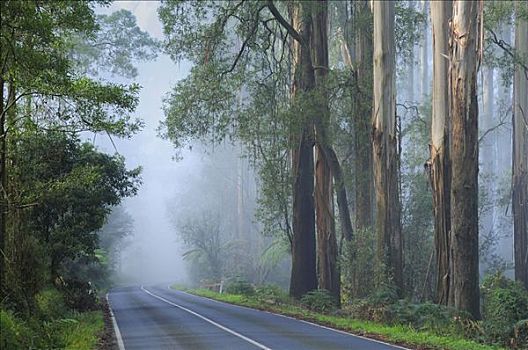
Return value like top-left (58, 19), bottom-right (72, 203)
top-left (289, 2), bottom-right (317, 299)
top-left (407, 0), bottom-right (416, 103)
top-left (0, 76), bottom-right (5, 294)
top-left (353, 0), bottom-right (374, 231)
top-left (513, 1), bottom-right (528, 290)
top-left (481, 63), bottom-right (496, 275)
top-left (430, 0), bottom-right (452, 306)
top-left (312, 0), bottom-right (340, 302)
top-left (449, 0), bottom-right (481, 319)
top-left (419, 0), bottom-right (430, 100)
top-left (372, 0), bottom-right (403, 293)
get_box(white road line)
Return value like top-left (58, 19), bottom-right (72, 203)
top-left (106, 293), bottom-right (126, 350)
top-left (166, 286), bottom-right (409, 350)
top-left (141, 286), bottom-right (272, 350)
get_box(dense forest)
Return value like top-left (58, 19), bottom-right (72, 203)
top-left (1, 1), bottom-right (527, 349)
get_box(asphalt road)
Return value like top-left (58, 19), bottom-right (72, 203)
top-left (107, 285), bottom-right (408, 350)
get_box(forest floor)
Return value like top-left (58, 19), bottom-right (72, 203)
top-left (172, 286), bottom-right (507, 350)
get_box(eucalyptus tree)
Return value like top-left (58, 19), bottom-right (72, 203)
top-left (372, 0), bottom-right (403, 293)
top-left (449, 0), bottom-right (481, 319)
top-left (429, 0), bottom-right (452, 306)
top-left (513, 1), bottom-right (528, 290)
top-left (159, 0), bottom-right (353, 299)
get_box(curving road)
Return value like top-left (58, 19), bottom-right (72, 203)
top-left (107, 285), bottom-right (408, 350)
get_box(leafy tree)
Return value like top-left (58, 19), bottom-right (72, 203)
top-left (4, 131), bottom-right (140, 311)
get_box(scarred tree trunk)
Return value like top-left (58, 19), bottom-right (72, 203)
top-left (289, 2), bottom-right (317, 299)
top-left (449, 0), bottom-right (481, 319)
top-left (513, 1), bottom-right (528, 290)
top-left (430, 0), bottom-right (452, 306)
top-left (372, 1), bottom-right (403, 292)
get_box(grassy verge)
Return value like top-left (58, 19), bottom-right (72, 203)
top-left (1, 308), bottom-right (103, 350)
top-left (61, 311), bottom-right (104, 350)
top-left (172, 286), bottom-right (505, 350)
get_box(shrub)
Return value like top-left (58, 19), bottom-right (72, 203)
top-left (300, 290), bottom-right (337, 313)
top-left (513, 319), bottom-right (528, 349)
top-left (225, 278), bottom-right (255, 296)
top-left (341, 228), bottom-right (376, 300)
top-left (0, 309), bottom-right (33, 349)
top-left (35, 288), bottom-right (68, 320)
top-left (481, 272), bottom-right (528, 346)
top-left (60, 278), bottom-right (99, 311)
top-left (255, 284), bottom-right (289, 305)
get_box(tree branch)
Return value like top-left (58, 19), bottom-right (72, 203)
top-left (487, 26), bottom-right (528, 80)
top-left (266, 1), bottom-right (304, 46)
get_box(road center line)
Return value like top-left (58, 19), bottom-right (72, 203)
top-left (141, 286), bottom-right (273, 350)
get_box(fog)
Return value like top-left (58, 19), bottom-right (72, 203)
top-left (94, 2), bottom-right (194, 285)
top-left (91, 1), bottom-right (516, 288)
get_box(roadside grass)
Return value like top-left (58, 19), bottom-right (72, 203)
top-left (1, 307), bottom-right (103, 350)
top-left (61, 311), bottom-right (104, 350)
top-left (172, 285), bottom-right (505, 350)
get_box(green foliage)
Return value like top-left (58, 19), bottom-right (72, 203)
top-left (0, 309), bottom-right (34, 349)
top-left (481, 273), bottom-right (528, 346)
top-left (182, 287), bottom-right (501, 350)
top-left (483, 1), bottom-right (528, 86)
top-left (0, 307), bottom-right (102, 350)
top-left (225, 278), bottom-right (255, 296)
top-left (15, 131), bottom-right (140, 275)
top-left (341, 228), bottom-right (376, 300)
top-left (400, 99), bottom-right (434, 300)
top-left (255, 284), bottom-right (290, 305)
top-left (300, 290), bottom-right (337, 313)
top-left (59, 279), bottom-right (99, 312)
top-left (1, 1), bottom-right (144, 137)
top-left (35, 288), bottom-right (68, 321)
top-left (71, 9), bottom-right (159, 78)
top-left (513, 320), bottom-right (528, 349)
top-left (58, 311), bottom-right (103, 350)
top-left (395, 1), bottom-right (426, 63)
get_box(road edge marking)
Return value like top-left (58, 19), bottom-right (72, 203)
top-left (106, 292), bottom-right (126, 350)
top-left (141, 286), bottom-right (272, 350)
top-left (167, 286), bottom-right (409, 350)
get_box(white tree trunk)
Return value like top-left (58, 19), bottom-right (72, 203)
top-left (430, 0), bottom-right (452, 306)
top-left (372, 0), bottom-right (403, 292)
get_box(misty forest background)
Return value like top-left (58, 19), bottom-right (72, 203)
top-left (1, 1), bottom-right (528, 349)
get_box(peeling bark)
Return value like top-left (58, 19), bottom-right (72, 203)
top-left (430, 0), bottom-right (452, 306)
top-left (372, 0), bottom-right (403, 293)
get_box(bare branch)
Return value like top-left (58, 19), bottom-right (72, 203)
top-left (266, 1), bottom-right (304, 46)
top-left (487, 26), bottom-right (528, 80)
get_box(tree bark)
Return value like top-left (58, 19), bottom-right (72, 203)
top-left (449, 0), bottom-right (481, 319)
top-left (513, 1), bottom-right (528, 290)
top-left (419, 0), bottom-right (430, 100)
top-left (0, 76), bottom-right (5, 293)
top-left (312, 0), bottom-right (340, 302)
top-left (430, 0), bottom-right (452, 306)
top-left (353, 0), bottom-right (374, 231)
top-left (289, 2), bottom-right (318, 299)
top-left (372, 0), bottom-right (403, 293)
